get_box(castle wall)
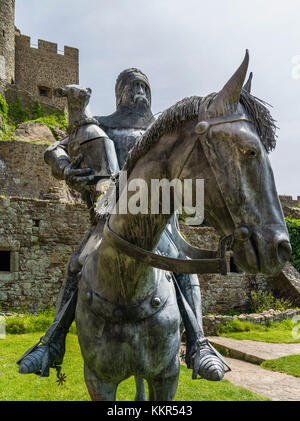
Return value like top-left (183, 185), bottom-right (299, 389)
top-left (180, 225), bottom-right (269, 314)
top-left (9, 34), bottom-right (79, 111)
top-left (0, 0), bottom-right (15, 95)
top-left (0, 196), bottom-right (89, 309)
top-left (0, 140), bottom-right (81, 203)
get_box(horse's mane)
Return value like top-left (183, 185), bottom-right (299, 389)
top-left (122, 90), bottom-right (277, 179)
top-left (239, 90), bottom-right (277, 153)
top-left (95, 90), bottom-right (277, 219)
top-left (122, 95), bottom-right (203, 177)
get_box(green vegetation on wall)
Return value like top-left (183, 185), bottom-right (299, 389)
top-left (0, 96), bottom-right (68, 141)
top-left (249, 290), bottom-right (292, 313)
top-left (7, 96), bottom-right (30, 124)
top-left (285, 218), bottom-right (300, 273)
top-left (0, 93), bottom-right (8, 125)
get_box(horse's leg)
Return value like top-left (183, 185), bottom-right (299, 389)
top-left (84, 363), bottom-right (118, 401)
top-left (148, 358), bottom-right (180, 401)
top-left (134, 376), bottom-right (147, 401)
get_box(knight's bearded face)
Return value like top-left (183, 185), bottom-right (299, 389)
top-left (119, 80), bottom-right (151, 110)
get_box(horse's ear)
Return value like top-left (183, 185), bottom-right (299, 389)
top-left (209, 50), bottom-right (249, 114)
top-left (243, 72), bottom-right (253, 93)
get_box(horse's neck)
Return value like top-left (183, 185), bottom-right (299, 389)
top-left (68, 105), bottom-right (91, 127)
top-left (96, 121), bottom-right (198, 304)
top-left (97, 207), bottom-right (170, 305)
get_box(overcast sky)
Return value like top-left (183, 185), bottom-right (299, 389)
top-left (15, 0), bottom-right (299, 197)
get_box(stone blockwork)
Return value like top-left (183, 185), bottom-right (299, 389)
top-left (0, 0), bottom-right (79, 111)
top-left (180, 219), bottom-right (300, 315)
top-left (5, 34), bottom-right (79, 112)
top-left (0, 0), bottom-right (15, 94)
top-left (203, 309), bottom-right (300, 335)
top-left (180, 222), bottom-right (269, 314)
top-left (0, 196), bottom-right (89, 310)
top-left (0, 140), bottom-right (81, 203)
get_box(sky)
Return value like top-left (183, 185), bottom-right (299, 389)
top-left (15, 0), bottom-right (300, 198)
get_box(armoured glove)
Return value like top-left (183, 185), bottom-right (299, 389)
top-left (63, 153), bottom-right (95, 192)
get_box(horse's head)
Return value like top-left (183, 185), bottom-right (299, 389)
top-left (194, 51), bottom-right (291, 276)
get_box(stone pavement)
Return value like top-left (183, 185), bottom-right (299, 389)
top-left (224, 357), bottom-right (300, 401)
top-left (207, 336), bottom-right (300, 364)
top-left (180, 337), bottom-right (300, 401)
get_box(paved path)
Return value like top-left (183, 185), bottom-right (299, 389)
top-left (180, 338), bottom-right (300, 401)
top-left (224, 357), bottom-right (300, 401)
top-left (207, 336), bottom-right (300, 364)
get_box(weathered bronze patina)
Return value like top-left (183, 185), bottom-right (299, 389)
top-left (18, 53), bottom-right (291, 401)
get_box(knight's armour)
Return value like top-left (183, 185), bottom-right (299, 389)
top-left (104, 128), bottom-right (145, 169)
top-left (68, 122), bottom-right (120, 180)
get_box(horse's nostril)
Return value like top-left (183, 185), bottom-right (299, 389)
top-left (277, 240), bottom-right (292, 264)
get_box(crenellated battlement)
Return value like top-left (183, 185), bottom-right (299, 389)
top-left (15, 34), bottom-right (78, 59)
top-left (0, 0), bottom-right (79, 108)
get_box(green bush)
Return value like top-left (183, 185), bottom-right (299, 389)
top-left (217, 319), bottom-right (262, 335)
top-left (0, 93), bottom-right (8, 125)
top-left (4, 306), bottom-right (77, 334)
top-left (285, 218), bottom-right (300, 272)
top-left (8, 96), bottom-right (30, 124)
top-left (249, 290), bottom-right (292, 313)
top-left (216, 318), bottom-right (294, 336)
top-left (31, 100), bottom-right (45, 119)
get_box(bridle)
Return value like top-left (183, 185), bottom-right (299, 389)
top-left (104, 108), bottom-right (253, 276)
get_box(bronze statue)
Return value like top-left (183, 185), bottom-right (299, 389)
top-left (73, 51), bottom-right (291, 400)
top-left (18, 51), bottom-right (292, 400)
top-left (17, 68), bottom-right (228, 386)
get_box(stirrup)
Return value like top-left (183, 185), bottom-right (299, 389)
top-left (190, 337), bottom-right (231, 381)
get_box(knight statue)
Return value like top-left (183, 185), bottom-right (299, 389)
top-left (17, 68), bottom-right (227, 381)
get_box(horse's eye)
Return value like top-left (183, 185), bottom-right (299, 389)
top-left (245, 148), bottom-right (258, 158)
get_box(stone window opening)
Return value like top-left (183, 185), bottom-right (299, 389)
top-left (0, 242), bottom-right (19, 282)
top-left (2, 30), bottom-right (5, 38)
top-left (33, 219), bottom-right (40, 227)
top-left (0, 250), bottom-right (11, 272)
top-left (38, 86), bottom-right (52, 98)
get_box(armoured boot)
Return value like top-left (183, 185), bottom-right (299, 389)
top-left (17, 276), bottom-right (78, 377)
top-left (174, 273), bottom-right (227, 381)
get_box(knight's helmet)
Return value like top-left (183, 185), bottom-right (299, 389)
top-left (115, 68), bottom-right (151, 108)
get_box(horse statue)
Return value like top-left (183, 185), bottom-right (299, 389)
top-left (75, 51), bottom-right (291, 401)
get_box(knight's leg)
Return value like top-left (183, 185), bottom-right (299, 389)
top-left (174, 272), bottom-right (225, 381)
top-left (17, 227), bottom-right (94, 377)
top-left (84, 363), bottom-right (118, 401)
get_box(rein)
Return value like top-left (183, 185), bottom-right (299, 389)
top-left (104, 109), bottom-right (253, 275)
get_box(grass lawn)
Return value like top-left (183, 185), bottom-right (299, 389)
top-left (261, 355), bottom-right (300, 378)
top-left (0, 332), bottom-right (269, 401)
top-left (217, 319), bottom-right (300, 343)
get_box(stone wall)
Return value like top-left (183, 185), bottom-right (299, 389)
top-left (0, 0), bottom-right (79, 111)
top-left (203, 309), bottom-right (300, 335)
top-left (0, 0), bottom-right (15, 94)
top-left (180, 223), bottom-right (269, 314)
top-left (0, 196), bottom-right (89, 310)
top-left (0, 139), bottom-right (81, 203)
top-left (6, 34), bottom-right (79, 111)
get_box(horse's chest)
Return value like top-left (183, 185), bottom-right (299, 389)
top-left (76, 285), bottom-right (181, 380)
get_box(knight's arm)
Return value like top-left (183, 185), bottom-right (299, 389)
top-left (44, 136), bottom-right (70, 180)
